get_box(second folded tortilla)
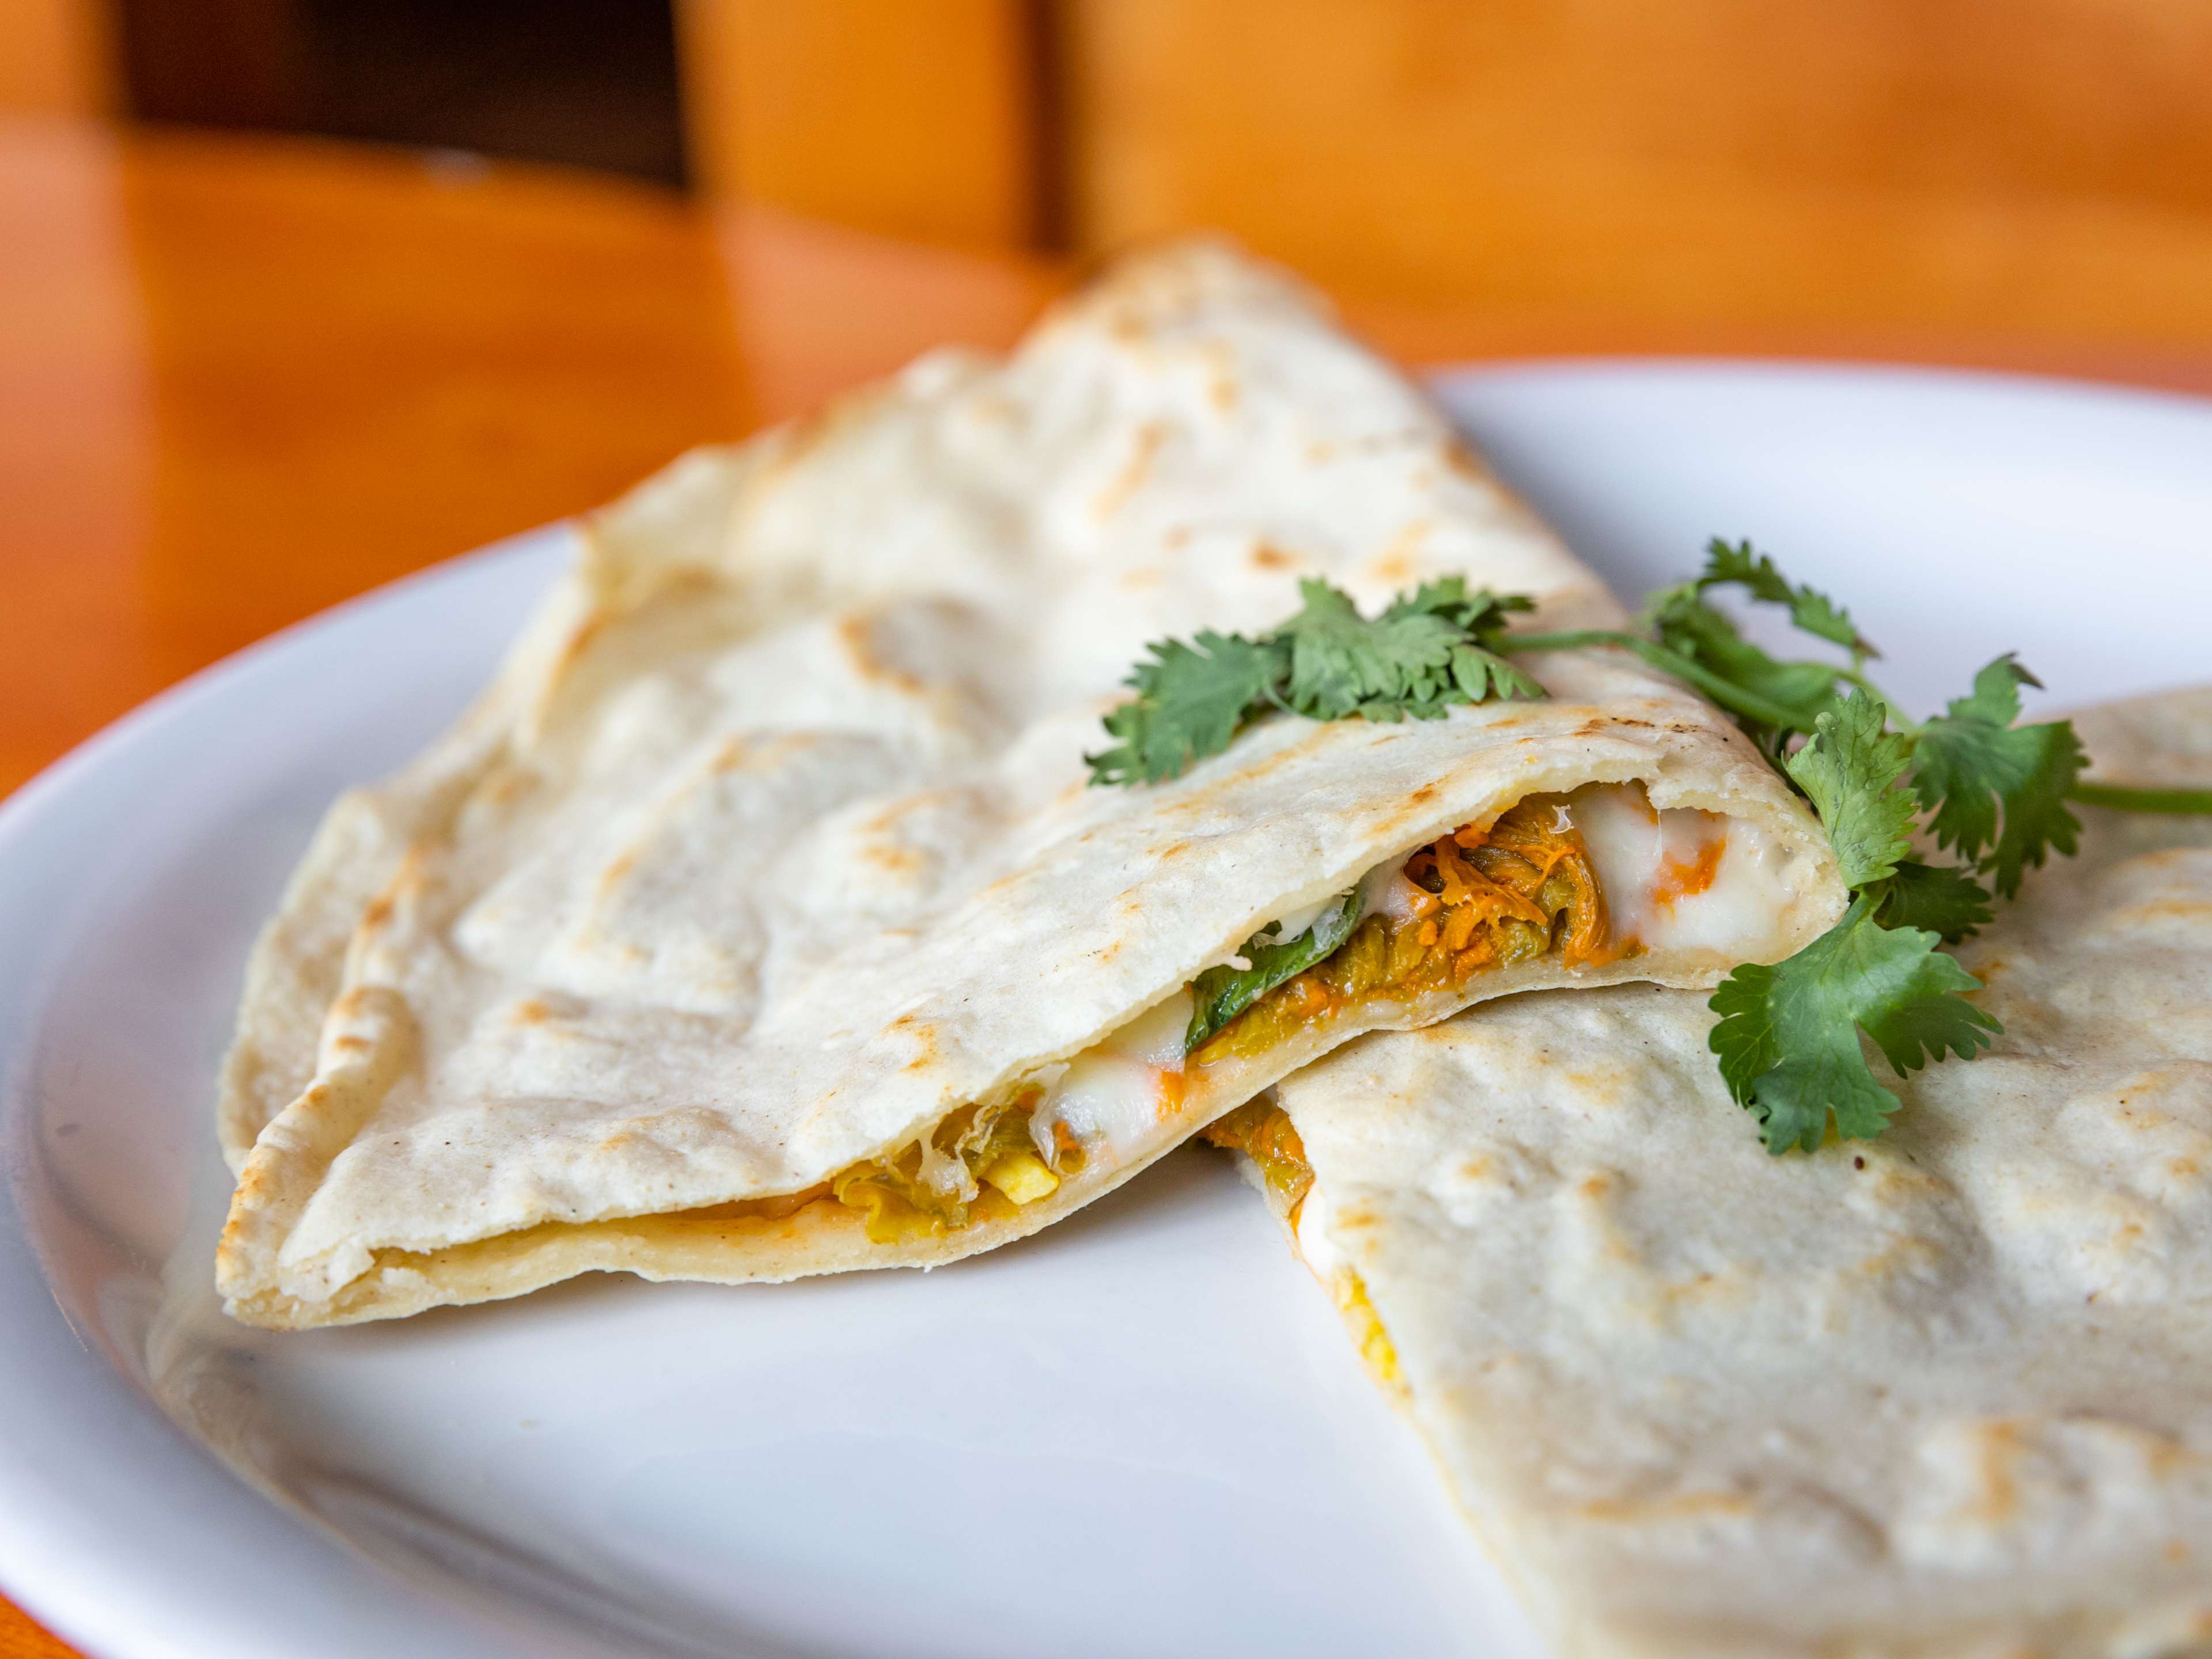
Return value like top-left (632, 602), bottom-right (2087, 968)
top-left (215, 244), bottom-right (1843, 1328)
top-left (1219, 685), bottom-right (2212, 1658)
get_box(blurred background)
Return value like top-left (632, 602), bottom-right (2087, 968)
top-left (14, 0), bottom-right (2212, 334)
top-left (3, 1), bottom-right (2212, 786)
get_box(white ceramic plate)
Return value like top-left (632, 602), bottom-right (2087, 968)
top-left (3, 364), bottom-right (2209, 1659)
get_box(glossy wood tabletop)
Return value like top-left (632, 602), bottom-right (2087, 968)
top-left (3, 112), bottom-right (2211, 1659)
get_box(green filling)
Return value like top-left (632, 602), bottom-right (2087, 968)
top-left (1185, 889), bottom-right (1359, 1052)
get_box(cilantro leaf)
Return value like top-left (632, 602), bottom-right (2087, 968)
top-left (1091, 578), bottom-right (1546, 787)
top-left (1275, 579), bottom-right (1463, 721)
top-left (1876, 861), bottom-right (1994, 943)
top-left (1708, 896), bottom-right (2001, 1154)
top-left (1390, 579), bottom-right (1544, 704)
top-left (1783, 692), bottom-right (1915, 888)
top-left (1450, 642), bottom-right (1544, 704)
top-left (1186, 891), bottom-right (1360, 1050)
top-left (1384, 575), bottom-right (1535, 635)
top-left (1701, 538), bottom-right (1876, 656)
top-left (1908, 655), bottom-right (2085, 896)
top-left (1085, 630), bottom-right (1285, 786)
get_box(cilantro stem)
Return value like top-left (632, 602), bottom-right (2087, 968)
top-left (1504, 630), bottom-right (1815, 732)
top-left (2066, 781), bottom-right (2212, 815)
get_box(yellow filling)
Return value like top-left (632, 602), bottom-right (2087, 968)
top-left (1198, 1099), bottom-right (1315, 1215)
top-left (830, 1089), bottom-right (1086, 1244)
top-left (1200, 1101), bottom-right (1405, 1398)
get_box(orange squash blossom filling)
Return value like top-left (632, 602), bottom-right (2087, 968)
top-left (828, 794), bottom-right (1615, 1243)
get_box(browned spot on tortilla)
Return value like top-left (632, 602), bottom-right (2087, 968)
top-left (357, 848), bottom-right (432, 933)
top-left (2117, 897), bottom-right (2212, 926)
top-left (330, 987), bottom-right (377, 1019)
top-left (1164, 525), bottom-right (1191, 548)
top-left (1572, 1489), bottom-right (1755, 1524)
top-left (2147, 1435), bottom-right (2199, 1480)
top-left (1565, 1066), bottom-right (1631, 1106)
top-left (469, 766), bottom-right (536, 809)
top-left (1853, 1234), bottom-right (1941, 1286)
top-left (1161, 720), bottom-right (1340, 800)
top-left (1120, 565), bottom-right (1162, 590)
top-left (1156, 840), bottom-right (1194, 861)
top-left (597, 847), bottom-right (638, 893)
top-left (1364, 518), bottom-right (1434, 586)
top-left (329, 1035), bottom-right (371, 1055)
top-left (1967, 1419), bottom-right (2027, 1527)
top-left (1203, 340), bottom-right (1238, 412)
top-left (740, 731), bottom-right (817, 771)
top-left (512, 999), bottom-right (552, 1025)
top-left (1249, 542), bottom-right (1295, 572)
top-left (836, 615), bottom-right (926, 696)
top-left (226, 1166), bottom-right (270, 1224)
top-left (1093, 420), bottom-right (1169, 520)
top-left (900, 1027), bottom-right (940, 1071)
top-left (858, 839), bottom-right (924, 876)
top-left (765, 380), bottom-right (896, 479)
top-left (1444, 441), bottom-right (1491, 483)
top-left (549, 611), bottom-right (612, 679)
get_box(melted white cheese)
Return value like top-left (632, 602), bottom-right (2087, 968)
top-left (1566, 782), bottom-right (1806, 956)
top-left (1256, 894), bottom-right (1334, 945)
top-left (1031, 989), bottom-right (1191, 1164)
top-left (1294, 1169), bottom-right (1343, 1281)
top-left (1024, 782), bottom-right (1804, 1175)
top-left (1357, 862), bottom-right (1433, 929)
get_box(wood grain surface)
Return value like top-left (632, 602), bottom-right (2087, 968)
top-left (1064, 0), bottom-right (2212, 343)
top-left (1, 109), bottom-right (2208, 1658)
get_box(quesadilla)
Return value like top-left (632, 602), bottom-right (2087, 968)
top-left (1212, 685), bottom-right (2212, 1657)
top-left (215, 243), bottom-right (1843, 1329)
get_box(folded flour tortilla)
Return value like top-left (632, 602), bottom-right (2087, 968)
top-left (1220, 685), bottom-right (2212, 1658)
top-left (215, 244), bottom-right (1842, 1328)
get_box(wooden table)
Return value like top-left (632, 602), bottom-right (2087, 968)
top-left (2, 112), bottom-right (2210, 1659)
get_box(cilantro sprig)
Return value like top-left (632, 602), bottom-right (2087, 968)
top-left (1506, 539), bottom-right (2102, 900)
top-left (1085, 577), bottom-right (1541, 786)
top-left (1498, 538), bottom-right (2105, 1150)
top-left (1710, 688), bottom-right (2000, 1151)
top-left (1093, 539), bottom-right (2212, 1154)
